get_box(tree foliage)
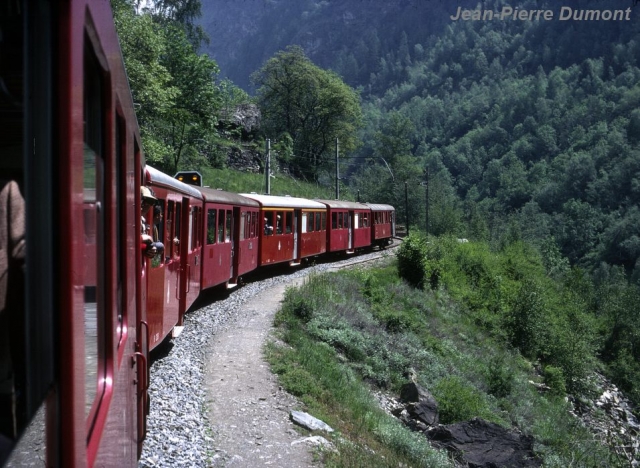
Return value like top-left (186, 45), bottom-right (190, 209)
top-left (252, 46), bottom-right (363, 180)
top-left (112, 0), bottom-right (233, 173)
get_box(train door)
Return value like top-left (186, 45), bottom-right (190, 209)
top-left (178, 197), bottom-right (190, 324)
top-left (231, 206), bottom-right (240, 280)
top-left (293, 209), bottom-right (300, 262)
top-left (348, 211), bottom-right (354, 250)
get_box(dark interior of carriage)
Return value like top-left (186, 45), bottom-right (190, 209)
top-left (0, 3), bottom-right (24, 463)
top-left (0, 2), bottom-right (24, 181)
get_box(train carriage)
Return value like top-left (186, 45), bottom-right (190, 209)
top-left (145, 166), bottom-right (204, 347)
top-left (200, 188), bottom-right (260, 290)
top-left (315, 200), bottom-right (372, 253)
top-left (0, 0), bottom-right (146, 465)
top-left (366, 203), bottom-right (396, 248)
top-left (240, 194), bottom-right (327, 266)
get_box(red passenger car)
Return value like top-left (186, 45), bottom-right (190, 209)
top-left (241, 194), bottom-right (327, 266)
top-left (315, 200), bottom-right (372, 253)
top-left (200, 188), bottom-right (260, 289)
top-left (145, 166), bottom-right (204, 348)
top-left (366, 203), bottom-right (396, 247)
top-left (0, 0), bottom-right (145, 465)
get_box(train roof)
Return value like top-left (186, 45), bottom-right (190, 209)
top-left (314, 199), bottom-right (370, 210)
top-left (240, 193), bottom-right (326, 210)
top-left (145, 165), bottom-right (203, 199)
top-left (199, 187), bottom-right (259, 207)
top-left (364, 203), bottom-right (395, 212)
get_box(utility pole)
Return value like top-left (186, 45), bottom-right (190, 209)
top-left (405, 181), bottom-right (410, 236)
top-left (335, 138), bottom-right (339, 200)
top-left (425, 168), bottom-right (429, 236)
top-left (265, 138), bottom-right (271, 195)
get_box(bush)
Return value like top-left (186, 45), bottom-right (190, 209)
top-left (487, 357), bottom-right (514, 398)
top-left (543, 366), bottom-right (566, 397)
top-left (397, 233), bottom-right (427, 288)
top-left (506, 279), bottom-right (548, 359)
top-left (433, 376), bottom-right (493, 424)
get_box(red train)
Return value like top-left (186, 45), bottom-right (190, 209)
top-left (0, 1), bottom-right (395, 466)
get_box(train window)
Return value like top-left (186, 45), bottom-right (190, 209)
top-left (83, 42), bottom-right (107, 425)
top-left (174, 202), bottom-right (181, 253)
top-left (332, 212), bottom-right (337, 229)
top-left (264, 212), bottom-right (273, 236)
top-left (225, 211), bottom-right (232, 242)
top-left (354, 213), bottom-right (359, 229)
top-left (301, 213), bottom-right (307, 233)
top-left (275, 211), bottom-right (283, 234)
top-left (240, 212), bottom-right (246, 240)
top-left (307, 212), bottom-right (314, 232)
top-left (167, 201), bottom-right (175, 257)
top-left (189, 206), bottom-right (195, 251)
top-left (321, 213), bottom-right (326, 231)
top-left (152, 200), bottom-right (165, 266)
top-left (217, 209), bottom-right (225, 243)
top-left (285, 211), bottom-right (292, 234)
top-left (338, 212), bottom-right (344, 229)
top-left (249, 212), bottom-right (255, 238)
top-left (115, 115), bottom-right (125, 344)
top-left (207, 209), bottom-right (216, 244)
top-left (315, 212), bottom-right (321, 231)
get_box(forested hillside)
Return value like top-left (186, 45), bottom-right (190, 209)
top-left (202, 0), bottom-right (640, 276)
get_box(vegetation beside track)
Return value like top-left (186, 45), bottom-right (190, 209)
top-left (268, 236), bottom-right (637, 467)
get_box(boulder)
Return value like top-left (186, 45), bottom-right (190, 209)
top-left (290, 410), bottom-right (334, 433)
top-left (426, 418), bottom-right (541, 468)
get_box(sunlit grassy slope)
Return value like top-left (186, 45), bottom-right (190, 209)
top-left (201, 166), bottom-right (354, 201)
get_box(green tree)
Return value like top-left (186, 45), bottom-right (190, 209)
top-left (112, 0), bottom-right (178, 164)
top-left (160, 25), bottom-right (221, 172)
top-left (252, 46), bottom-right (363, 180)
top-left (112, 0), bottom-right (222, 173)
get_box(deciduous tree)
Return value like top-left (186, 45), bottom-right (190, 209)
top-left (252, 46), bottom-right (363, 180)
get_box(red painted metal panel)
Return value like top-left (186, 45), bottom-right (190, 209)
top-left (300, 231), bottom-right (326, 258)
top-left (202, 242), bottom-right (232, 289)
top-left (260, 233), bottom-right (295, 265)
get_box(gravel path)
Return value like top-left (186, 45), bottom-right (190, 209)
top-left (139, 246), bottom-right (398, 468)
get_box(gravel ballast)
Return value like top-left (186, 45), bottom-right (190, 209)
top-left (139, 248), bottom-right (396, 467)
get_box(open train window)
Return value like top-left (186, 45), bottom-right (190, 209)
top-left (174, 202), bottom-right (181, 252)
top-left (285, 211), bottom-right (292, 234)
top-left (251, 211), bottom-right (257, 238)
top-left (83, 39), bottom-right (107, 429)
top-left (225, 210), bottom-right (232, 242)
top-left (218, 209), bottom-right (225, 242)
top-left (207, 209), bottom-right (216, 244)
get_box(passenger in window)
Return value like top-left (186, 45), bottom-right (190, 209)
top-left (0, 180), bottom-right (26, 456)
top-left (276, 214), bottom-right (282, 234)
top-left (264, 217), bottom-right (273, 236)
top-left (140, 187), bottom-right (157, 259)
top-left (152, 205), bottom-right (165, 256)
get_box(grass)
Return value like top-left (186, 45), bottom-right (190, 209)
top-left (200, 166), bottom-right (355, 201)
top-left (267, 259), bottom-right (630, 467)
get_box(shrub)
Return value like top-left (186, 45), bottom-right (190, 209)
top-left (433, 376), bottom-right (493, 424)
top-left (487, 357), bottom-right (514, 398)
top-left (397, 233), bottom-right (427, 288)
top-left (506, 279), bottom-right (548, 359)
top-left (543, 366), bottom-right (566, 397)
